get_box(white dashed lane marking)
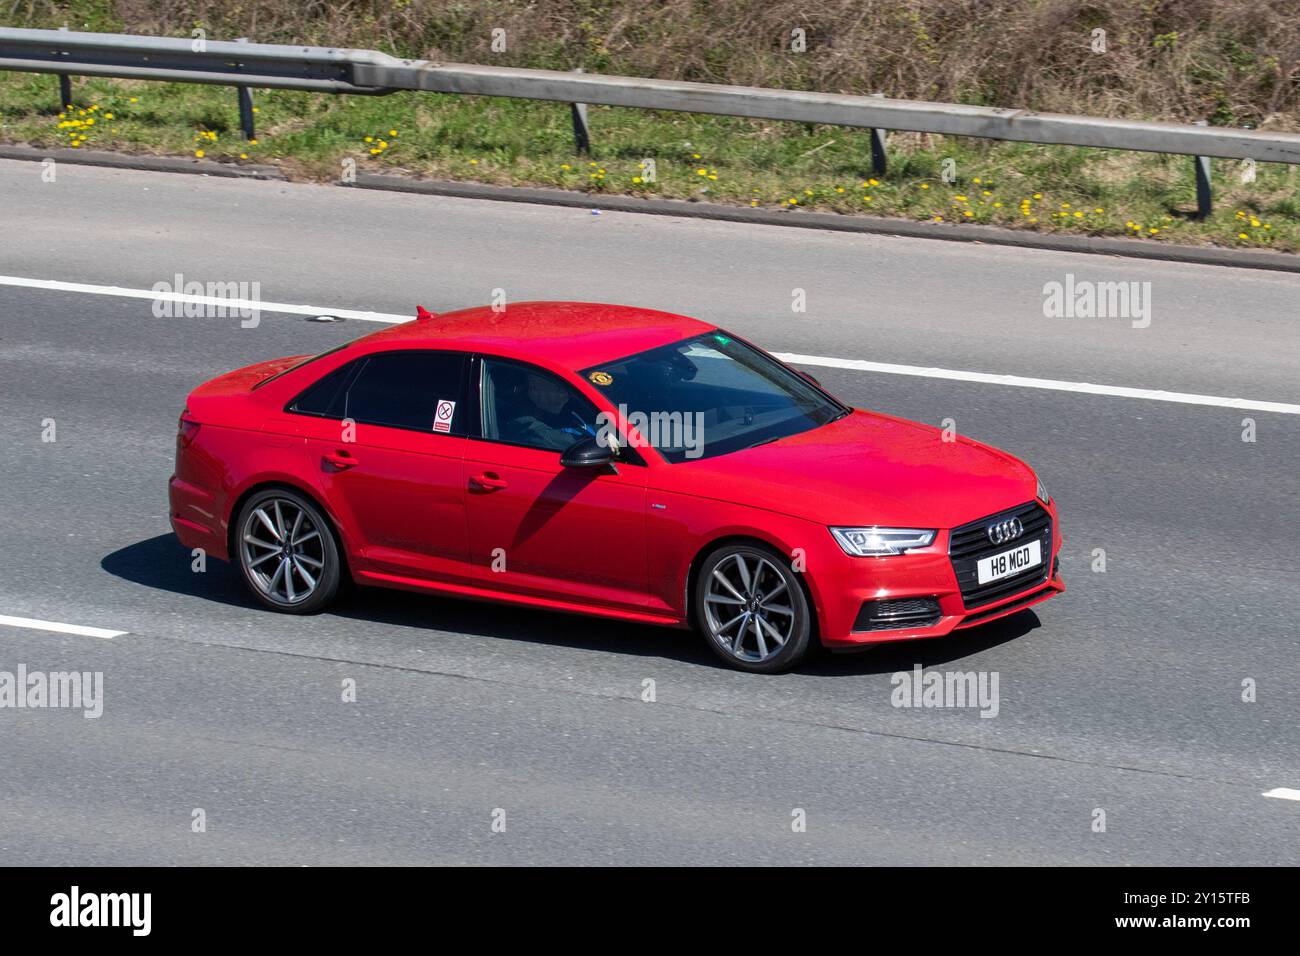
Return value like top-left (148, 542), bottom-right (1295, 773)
top-left (0, 614), bottom-right (125, 639)
top-left (1262, 788), bottom-right (1300, 802)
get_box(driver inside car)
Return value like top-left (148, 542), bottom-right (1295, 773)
top-left (498, 370), bottom-right (597, 451)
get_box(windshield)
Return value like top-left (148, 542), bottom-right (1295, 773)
top-left (580, 331), bottom-right (848, 463)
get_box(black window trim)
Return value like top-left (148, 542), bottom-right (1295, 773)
top-left (283, 348), bottom-right (473, 439)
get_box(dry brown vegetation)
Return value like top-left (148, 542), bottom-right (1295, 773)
top-left (8, 0), bottom-right (1299, 126)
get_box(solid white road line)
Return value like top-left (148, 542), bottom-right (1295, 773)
top-left (0, 614), bottom-right (124, 640)
top-left (772, 352), bottom-right (1300, 416)
top-left (0, 275), bottom-right (409, 324)
top-left (2, 272), bottom-right (1298, 415)
top-left (1262, 788), bottom-right (1300, 802)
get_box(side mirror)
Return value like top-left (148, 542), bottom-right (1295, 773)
top-left (560, 435), bottom-right (616, 469)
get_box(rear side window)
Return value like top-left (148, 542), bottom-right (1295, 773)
top-left (288, 361), bottom-right (358, 418)
top-left (343, 351), bottom-right (468, 434)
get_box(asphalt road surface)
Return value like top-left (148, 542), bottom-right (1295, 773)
top-left (0, 158), bottom-right (1296, 865)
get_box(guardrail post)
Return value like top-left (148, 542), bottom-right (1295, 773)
top-left (237, 86), bottom-right (255, 140)
top-left (869, 93), bottom-right (887, 175)
top-left (1193, 120), bottom-right (1212, 220)
top-left (570, 67), bottom-right (591, 155)
top-left (56, 26), bottom-right (71, 108)
top-left (870, 128), bottom-right (887, 175)
top-left (236, 38), bottom-right (255, 141)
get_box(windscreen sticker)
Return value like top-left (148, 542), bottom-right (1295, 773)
top-left (433, 399), bottom-right (456, 433)
top-left (588, 371), bottom-right (614, 386)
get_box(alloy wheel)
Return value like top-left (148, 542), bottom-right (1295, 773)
top-left (239, 496), bottom-right (328, 606)
top-left (702, 550), bottom-right (798, 664)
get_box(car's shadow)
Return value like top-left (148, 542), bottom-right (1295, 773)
top-left (103, 534), bottom-right (1039, 676)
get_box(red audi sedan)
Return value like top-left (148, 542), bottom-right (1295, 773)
top-left (169, 302), bottom-right (1063, 672)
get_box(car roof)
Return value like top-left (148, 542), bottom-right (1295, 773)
top-left (355, 301), bottom-right (714, 371)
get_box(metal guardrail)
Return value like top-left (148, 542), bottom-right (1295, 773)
top-left (4, 26), bottom-right (1299, 216)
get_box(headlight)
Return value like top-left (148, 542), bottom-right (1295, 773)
top-left (1035, 476), bottom-right (1051, 504)
top-left (830, 527), bottom-right (936, 557)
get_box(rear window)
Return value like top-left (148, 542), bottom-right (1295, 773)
top-left (252, 341), bottom-right (352, 391)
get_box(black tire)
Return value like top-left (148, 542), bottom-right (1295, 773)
top-left (234, 488), bottom-right (341, 614)
top-left (693, 541), bottom-right (813, 673)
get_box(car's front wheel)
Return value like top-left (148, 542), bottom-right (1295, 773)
top-left (694, 542), bottom-right (813, 673)
top-left (235, 488), bottom-right (341, 614)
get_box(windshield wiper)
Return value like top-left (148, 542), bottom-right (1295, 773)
top-left (742, 436), bottom-right (782, 451)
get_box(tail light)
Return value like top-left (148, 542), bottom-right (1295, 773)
top-left (178, 410), bottom-right (200, 447)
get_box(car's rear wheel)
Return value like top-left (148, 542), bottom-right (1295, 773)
top-left (694, 542), bottom-right (812, 673)
top-left (235, 488), bottom-right (340, 614)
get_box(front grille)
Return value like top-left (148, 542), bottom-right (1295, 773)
top-left (949, 500), bottom-right (1052, 609)
top-left (853, 597), bottom-right (941, 632)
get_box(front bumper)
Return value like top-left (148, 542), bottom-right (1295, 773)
top-left (816, 499), bottom-right (1065, 651)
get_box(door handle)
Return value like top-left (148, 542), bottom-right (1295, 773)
top-left (469, 471), bottom-right (508, 491)
top-left (323, 450), bottom-right (359, 470)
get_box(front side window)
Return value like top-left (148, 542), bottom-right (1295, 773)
top-left (579, 331), bottom-right (847, 462)
top-left (341, 351), bottom-right (468, 433)
top-left (479, 359), bottom-right (600, 452)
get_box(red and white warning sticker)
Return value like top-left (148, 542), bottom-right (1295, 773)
top-left (433, 399), bottom-right (456, 433)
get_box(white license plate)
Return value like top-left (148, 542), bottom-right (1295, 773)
top-left (976, 539), bottom-right (1042, 585)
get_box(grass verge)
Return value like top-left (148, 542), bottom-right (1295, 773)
top-left (2, 71), bottom-right (1296, 252)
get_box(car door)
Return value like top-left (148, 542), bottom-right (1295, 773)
top-left (464, 355), bottom-right (650, 611)
top-left (288, 349), bottom-right (474, 586)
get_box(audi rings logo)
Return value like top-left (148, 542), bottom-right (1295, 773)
top-left (986, 517), bottom-right (1024, 545)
